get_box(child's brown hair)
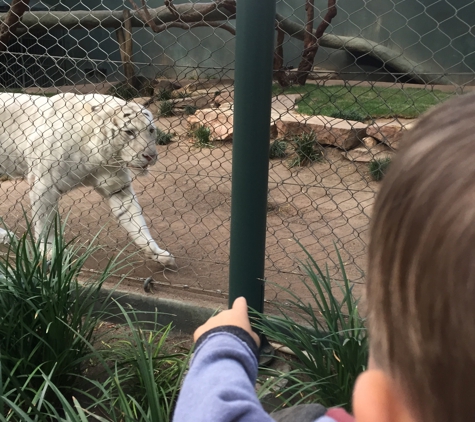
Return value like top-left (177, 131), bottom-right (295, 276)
top-left (367, 92), bottom-right (475, 422)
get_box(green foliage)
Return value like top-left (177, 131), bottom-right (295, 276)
top-left (159, 100), bottom-right (175, 117)
top-left (156, 128), bottom-right (174, 145)
top-left (97, 304), bottom-right (189, 421)
top-left (177, 90), bottom-right (189, 99)
top-left (269, 139), bottom-right (288, 159)
top-left (183, 105), bottom-right (197, 115)
top-left (368, 157), bottom-right (392, 181)
top-left (155, 89), bottom-right (172, 101)
top-left (0, 216), bottom-right (189, 421)
top-left (255, 245), bottom-right (368, 412)
top-left (273, 84), bottom-right (453, 119)
top-left (0, 216), bottom-right (126, 417)
top-left (288, 132), bottom-right (323, 168)
top-left (330, 108), bottom-right (370, 122)
top-left (191, 125), bottom-right (213, 148)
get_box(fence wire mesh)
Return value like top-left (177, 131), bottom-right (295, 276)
top-left (0, 0), bottom-right (470, 303)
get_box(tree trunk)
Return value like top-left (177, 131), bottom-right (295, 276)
top-left (295, 0), bottom-right (337, 85)
top-left (0, 0), bottom-right (29, 51)
top-left (273, 26), bottom-right (289, 87)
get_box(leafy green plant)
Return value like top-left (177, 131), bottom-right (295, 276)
top-left (159, 100), bottom-right (175, 117)
top-left (183, 105), bottom-right (197, 115)
top-left (288, 132), bottom-right (323, 168)
top-left (368, 157), bottom-right (392, 181)
top-left (156, 88), bottom-right (172, 101)
top-left (191, 125), bottom-right (213, 148)
top-left (269, 139), bottom-right (288, 159)
top-left (255, 244), bottom-right (368, 411)
top-left (0, 215), bottom-right (128, 416)
top-left (156, 128), bottom-right (174, 145)
top-left (96, 304), bottom-right (190, 421)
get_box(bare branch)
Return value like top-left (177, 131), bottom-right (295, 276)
top-left (152, 20), bottom-right (235, 35)
top-left (128, 0), bottom-right (160, 32)
top-left (165, 0), bottom-right (180, 19)
top-left (295, 0), bottom-right (337, 85)
top-left (0, 0), bottom-right (29, 51)
top-left (273, 25), bottom-right (290, 87)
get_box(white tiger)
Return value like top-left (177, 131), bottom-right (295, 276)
top-left (0, 92), bottom-right (176, 268)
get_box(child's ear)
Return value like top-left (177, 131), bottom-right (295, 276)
top-left (353, 370), bottom-right (415, 422)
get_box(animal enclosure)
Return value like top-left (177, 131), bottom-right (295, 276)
top-left (0, 0), bottom-right (470, 304)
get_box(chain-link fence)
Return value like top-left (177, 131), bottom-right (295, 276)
top-left (0, 0), bottom-right (471, 303)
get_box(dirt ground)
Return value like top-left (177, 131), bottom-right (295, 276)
top-left (0, 111), bottom-right (378, 306)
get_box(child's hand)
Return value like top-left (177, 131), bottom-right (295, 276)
top-left (194, 297), bottom-right (261, 347)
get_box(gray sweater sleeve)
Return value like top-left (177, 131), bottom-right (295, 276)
top-left (172, 326), bottom-right (275, 422)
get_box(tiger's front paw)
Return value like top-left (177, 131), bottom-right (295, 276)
top-left (151, 250), bottom-right (177, 270)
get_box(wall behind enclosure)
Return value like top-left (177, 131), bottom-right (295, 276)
top-left (17, 0), bottom-right (475, 85)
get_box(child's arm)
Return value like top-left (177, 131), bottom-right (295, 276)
top-left (172, 297), bottom-right (274, 422)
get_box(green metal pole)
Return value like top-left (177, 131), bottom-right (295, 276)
top-left (229, 0), bottom-right (277, 312)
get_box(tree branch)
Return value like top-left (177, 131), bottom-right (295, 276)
top-left (296, 0), bottom-right (337, 85)
top-left (0, 0), bottom-right (29, 51)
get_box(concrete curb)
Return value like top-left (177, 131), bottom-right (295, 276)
top-left (97, 285), bottom-right (219, 333)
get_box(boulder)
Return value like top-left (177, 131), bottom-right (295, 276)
top-left (366, 119), bottom-right (416, 150)
top-left (187, 108), bottom-right (234, 141)
top-left (214, 90), bottom-right (234, 107)
top-left (271, 94), bottom-right (302, 112)
top-left (275, 113), bottom-right (367, 150)
top-left (362, 136), bottom-right (378, 148)
top-left (341, 144), bottom-right (394, 163)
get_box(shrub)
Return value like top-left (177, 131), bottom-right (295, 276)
top-left (159, 100), bottom-right (175, 117)
top-left (156, 128), bottom-right (174, 145)
top-left (369, 157), bottom-right (392, 181)
top-left (288, 132), bottom-right (324, 168)
top-left (0, 216), bottom-right (190, 421)
top-left (155, 88), bottom-right (172, 101)
top-left (191, 125), bottom-right (213, 148)
top-left (183, 105), bottom-right (197, 115)
top-left (0, 216), bottom-right (126, 414)
top-left (255, 245), bottom-right (368, 412)
top-left (269, 139), bottom-right (287, 159)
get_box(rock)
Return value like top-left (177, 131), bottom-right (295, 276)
top-left (308, 66), bottom-right (340, 81)
top-left (275, 113), bottom-right (367, 150)
top-left (174, 94), bottom-right (215, 110)
top-left (187, 108), bottom-right (234, 141)
top-left (131, 96), bottom-right (152, 106)
top-left (172, 80), bottom-right (222, 98)
top-left (152, 79), bottom-right (181, 94)
top-left (271, 94), bottom-right (302, 112)
top-left (366, 118), bottom-right (416, 150)
top-left (214, 90), bottom-right (234, 107)
top-left (362, 136), bottom-right (378, 148)
top-left (341, 144), bottom-right (394, 163)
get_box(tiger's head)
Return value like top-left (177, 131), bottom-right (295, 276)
top-left (89, 100), bottom-right (159, 170)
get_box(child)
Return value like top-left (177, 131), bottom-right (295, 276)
top-left (173, 91), bottom-right (475, 422)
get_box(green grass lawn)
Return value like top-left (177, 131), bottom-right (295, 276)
top-left (273, 84), bottom-right (454, 121)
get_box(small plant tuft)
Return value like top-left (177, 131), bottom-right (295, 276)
top-left (191, 125), bottom-right (213, 148)
top-left (269, 139), bottom-right (288, 159)
top-left (255, 244), bottom-right (368, 412)
top-left (369, 157), bottom-right (392, 181)
top-left (159, 100), bottom-right (175, 117)
top-left (288, 131), bottom-right (323, 168)
top-left (156, 128), bottom-right (174, 145)
top-left (155, 88), bottom-right (173, 101)
top-left (184, 105), bottom-right (197, 115)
